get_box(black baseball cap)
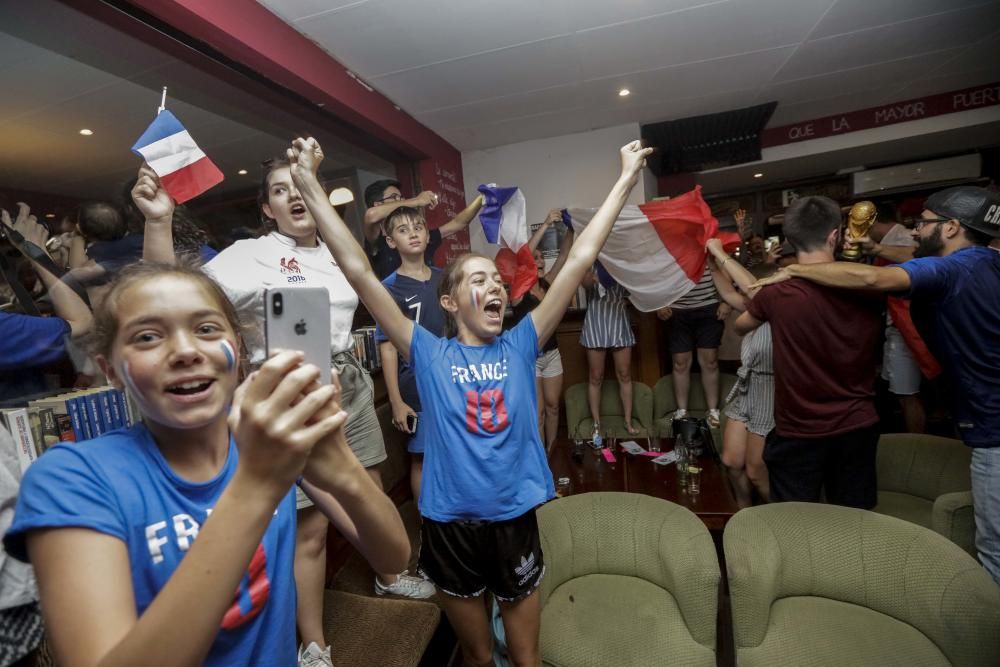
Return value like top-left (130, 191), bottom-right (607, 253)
top-left (924, 186), bottom-right (1000, 239)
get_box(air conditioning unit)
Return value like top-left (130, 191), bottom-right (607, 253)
top-left (851, 154), bottom-right (981, 196)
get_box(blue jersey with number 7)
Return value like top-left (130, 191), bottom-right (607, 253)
top-left (411, 317), bottom-right (555, 521)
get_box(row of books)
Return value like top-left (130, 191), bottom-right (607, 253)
top-left (352, 326), bottom-right (382, 372)
top-left (0, 387), bottom-right (139, 475)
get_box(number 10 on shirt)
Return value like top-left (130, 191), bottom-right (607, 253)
top-left (465, 389), bottom-right (509, 434)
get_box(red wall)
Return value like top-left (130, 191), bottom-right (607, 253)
top-left (109, 0), bottom-right (469, 262)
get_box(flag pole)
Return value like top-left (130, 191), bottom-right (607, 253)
top-left (157, 87), bottom-right (167, 115)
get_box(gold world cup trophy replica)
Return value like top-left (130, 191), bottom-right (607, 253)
top-left (842, 200), bottom-right (877, 261)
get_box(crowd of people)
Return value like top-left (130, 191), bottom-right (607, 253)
top-left (0, 132), bottom-right (998, 667)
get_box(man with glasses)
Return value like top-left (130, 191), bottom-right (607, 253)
top-left (362, 179), bottom-right (483, 279)
top-left (753, 185), bottom-right (1000, 585)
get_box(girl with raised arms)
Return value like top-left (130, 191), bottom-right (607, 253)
top-left (3, 261), bottom-right (409, 666)
top-left (287, 135), bottom-right (652, 667)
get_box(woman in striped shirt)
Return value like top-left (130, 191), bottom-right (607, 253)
top-left (580, 265), bottom-right (638, 440)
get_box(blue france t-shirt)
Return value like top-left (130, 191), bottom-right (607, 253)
top-left (900, 246), bottom-right (1000, 447)
top-left (375, 268), bottom-right (445, 411)
top-left (411, 316), bottom-right (555, 522)
top-left (4, 425), bottom-right (297, 665)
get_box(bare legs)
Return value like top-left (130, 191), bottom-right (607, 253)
top-left (696, 347), bottom-right (720, 411)
top-left (671, 351), bottom-right (692, 412)
top-left (410, 455), bottom-right (423, 503)
top-left (586, 348), bottom-right (606, 429)
top-left (612, 346), bottom-right (638, 434)
top-left (536, 374), bottom-right (562, 453)
top-left (439, 592), bottom-right (541, 667)
top-left (898, 394), bottom-right (927, 434)
top-left (294, 506), bottom-right (330, 648)
top-left (720, 419), bottom-right (770, 508)
top-left (586, 347), bottom-right (636, 434)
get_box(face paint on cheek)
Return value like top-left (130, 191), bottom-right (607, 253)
top-left (471, 288), bottom-right (481, 311)
top-left (220, 340), bottom-right (236, 371)
top-left (121, 359), bottom-right (144, 403)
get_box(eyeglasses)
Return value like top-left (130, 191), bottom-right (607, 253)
top-left (914, 217), bottom-right (952, 230)
top-left (376, 193), bottom-right (403, 205)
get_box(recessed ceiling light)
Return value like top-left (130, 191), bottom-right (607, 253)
top-left (753, 172), bottom-right (764, 178)
top-left (45, 213), bottom-right (55, 219)
top-left (618, 88), bottom-right (631, 97)
top-left (79, 128), bottom-right (93, 136)
top-left (237, 169), bottom-right (248, 175)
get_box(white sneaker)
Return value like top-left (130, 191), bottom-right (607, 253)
top-left (298, 642), bottom-right (333, 667)
top-left (707, 409), bottom-right (721, 429)
top-left (375, 572), bottom-right (436, 599)
top-left (672, 409), bottom-right (688, 421)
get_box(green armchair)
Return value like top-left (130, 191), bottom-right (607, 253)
top-left (725, 503), bottom-right (1000, 667)
top-left (652, 373), bottom-right (737, 439)
top-left (563, 380), bottom-right (653, 441)
top-left (537, 493), bottom-right (720, 666)
top-left (874, 433), bottom-right (974, 555)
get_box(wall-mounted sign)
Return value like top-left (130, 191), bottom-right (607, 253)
top-left (762, 82), bottom-right (1000, 148)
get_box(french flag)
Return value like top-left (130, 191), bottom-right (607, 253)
top-left (564, 186), bottom-right (739, 312)
top-left (477, 183), bottom-right (538, 299)
top-left (131, 110), bottom-right (224, 204)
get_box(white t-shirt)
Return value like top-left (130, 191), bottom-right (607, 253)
top-left (205, 232), bottom-right (358, 362)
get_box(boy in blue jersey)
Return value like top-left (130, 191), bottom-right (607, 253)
top-left (289, 135), bottom-right (653, 667)
top-left (752, 185), bottom-right (1000, 585)
top-left (374, 207), bottom-right (446, 524)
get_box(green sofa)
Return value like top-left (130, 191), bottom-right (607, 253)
top-left (564, 380), bottom-right (654, 442)
top-left (874, 433), bottom-right (974, 555)
top-left (725, 503), bottom-right (1000, 667)
top-left (652, 372), bottom-right (737, 440)
top-left (537, 493), bottom-right (719, 666)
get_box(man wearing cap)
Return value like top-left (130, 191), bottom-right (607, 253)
top-left (754, 185), bottom-right (1000, 584)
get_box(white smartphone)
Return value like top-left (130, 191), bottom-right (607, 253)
top-left (264, 287), bottom-right (331, 385)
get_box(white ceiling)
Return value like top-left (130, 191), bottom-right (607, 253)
top-left (0, 0), bottom-right (393, 202)
top-left (259, 0), bottom-right (1000, 151)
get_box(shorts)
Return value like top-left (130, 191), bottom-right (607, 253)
top-left (881, 326), bottom-right (921, 395)
top-left (296, 351), bottom-right (387, 510)
top-left (667, 303), bottom-right (724, 355)
top-left (407, 411), bottom-right (427, 455)
top-left (764, 423), bottom-right (879, 509)
top-left (723, 373), bottom-right (775, 437)
top-left (535, 348), bottom-right (563, 379)
top-left (418, 508), bottom-right (545, 601)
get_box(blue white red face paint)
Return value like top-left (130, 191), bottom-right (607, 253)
top-left (121, 359), bottom-right (144, 402)
top-left (220, 339), bottom-right (236, 371)
top-left (471, 287), bottom-right (481, 311)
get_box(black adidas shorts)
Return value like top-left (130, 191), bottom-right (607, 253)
top-left (418, 508), bottom-right (545, 601)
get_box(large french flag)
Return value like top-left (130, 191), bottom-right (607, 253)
top-left (131, 110), bottom-right (224, 204)
top-left (565, 186), bottom-right (739, 312)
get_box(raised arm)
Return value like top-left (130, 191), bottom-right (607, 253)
top-left (707, 238), bottom-right (759, 302)
top-left (2, 208), bottom-right (93, 337)
top-left (132, 164), bottom-right (177, 265)
top-left (530, 141), bottom-right (653, 345)
top-left (289, 138), bottom-right (415, 359)
top-left (436, 194), bottom-right (485, 239)
top-left (544, 224), bottom-right (574, 284)
top-left (363, 190), bottom-right (438, 242)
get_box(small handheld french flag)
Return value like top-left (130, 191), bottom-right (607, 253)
top-left (477, 184), bottom-right (528, 251)
top-left (131, 110), bottom-right (224, 204)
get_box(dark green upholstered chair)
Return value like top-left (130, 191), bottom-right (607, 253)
top-left (725, 503), bottom-right (1000, 667)
top-left (563, 380), bottom-right (653, 442)
top-left (874, 433), bottom-right (974, 555)
top-left (652, 373), bottom-right (737, 440)
top-left (537, 493), bottom-right (719, 667)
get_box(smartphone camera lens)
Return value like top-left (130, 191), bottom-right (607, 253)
top-left (272, 293), bottom-right (283, 316)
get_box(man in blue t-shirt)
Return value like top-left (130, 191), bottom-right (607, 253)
top-left (753, 185), bottom-right (1000, 584)
top-left (374, 207), bottom-right (447, 516)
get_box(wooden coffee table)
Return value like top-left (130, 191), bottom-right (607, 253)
top-left (547, 438), bottom-right (739, 530)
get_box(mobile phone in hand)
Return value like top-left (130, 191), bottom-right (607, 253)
top-left (406, 413), bottom-right (418, 434)
top-left (264, 288), bottom-right (331, 385)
